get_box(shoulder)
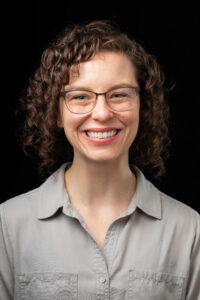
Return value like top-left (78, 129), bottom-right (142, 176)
top-left (134, 165), bottom-right (200, 230)
top-left (0, 187), bottom-right (41, 225)
top-left (160, 189), bottom-right (199, 219)
top-left (0, 162), bottom-right (68, 225)
top-left (146, 183), bottom-right (200, 259)
top-left (158, 188), bottom-right (200, 235)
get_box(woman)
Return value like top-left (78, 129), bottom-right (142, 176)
top-left (0, 20), bottom-right (199, 299)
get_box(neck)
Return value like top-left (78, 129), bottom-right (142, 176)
top-left (64, 154), bottom-right (136, 213)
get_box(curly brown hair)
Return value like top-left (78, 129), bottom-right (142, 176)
top-left (15, 19), bottom-right (175, 181)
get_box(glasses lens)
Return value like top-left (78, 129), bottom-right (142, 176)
top-left (107, 87), bottom-right (137, 112)
top-left (63, 87), bottom-right (138, 114)
top-left (65, 90), bottom-right (95, 113)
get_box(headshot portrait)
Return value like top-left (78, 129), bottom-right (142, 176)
top-left (0, 6), bottom-right (199, 299)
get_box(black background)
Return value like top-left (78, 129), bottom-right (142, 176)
top-left (1, 2), bottom-right (200, 212)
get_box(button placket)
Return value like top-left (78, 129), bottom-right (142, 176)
top-left (99, 276), bottom-right (107, 284)
top-left (103, 221), bottom-right (122, 275)
top-left (97, 274), bottom-right (109, 300)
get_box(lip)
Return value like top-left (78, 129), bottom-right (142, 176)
top-left (83, 129), bottom-right (121, 144)
top-left (84, 127), bottom-right (119, 133)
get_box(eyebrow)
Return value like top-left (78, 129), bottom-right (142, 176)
top-left (65, 83), bottom-right (137, 92)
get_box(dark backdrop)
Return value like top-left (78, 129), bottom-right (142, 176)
top-left (1, 2), bottom-right (200, 213)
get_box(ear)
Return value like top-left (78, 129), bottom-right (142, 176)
top-left (57, 112), bottom-right (63, 128)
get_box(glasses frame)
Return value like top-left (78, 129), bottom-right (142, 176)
top-left (60, 85), bottom-right (141, 114)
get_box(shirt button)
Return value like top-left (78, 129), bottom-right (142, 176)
top-left (99, 276), bottom-right (106, 284)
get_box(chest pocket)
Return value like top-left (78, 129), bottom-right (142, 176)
top-left (17, 272), bottom-right (78, 300)
top-left (128, 269), bottom-right (186, 300)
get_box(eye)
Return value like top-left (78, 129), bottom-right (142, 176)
top-left (68, 91), bottom-right (92, 101)
top-left (73, 95), bottom-right (87, 100)
top-left (110, 91), bottom-right (129, 99)
top-left (113, 93), bottom-right (127, 98)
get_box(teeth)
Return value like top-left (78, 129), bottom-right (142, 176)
top-left (86, 130), bottom-right (117, 138)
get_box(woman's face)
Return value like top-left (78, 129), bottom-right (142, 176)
top-left (58, 51), bottom-right (140, 163)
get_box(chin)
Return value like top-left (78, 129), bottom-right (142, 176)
top-left (84, 153), bottom-right (121, 163)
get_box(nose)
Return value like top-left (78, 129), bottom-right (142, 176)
top-left (91, 95), bottom-right (114, 120)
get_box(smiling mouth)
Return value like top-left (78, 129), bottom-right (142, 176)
top-left (83, 129), bottom-right (121, 144)
top-left (85, 129), bottom-right (119, 139)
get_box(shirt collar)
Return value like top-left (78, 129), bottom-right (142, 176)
top-left (37, 162), bottom-right (162, 220)
top-left (37, 162), bottom-right (72, 220)
top-left (132, 165), bottom-right (162, 220)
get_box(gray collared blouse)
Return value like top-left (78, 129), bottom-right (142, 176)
top-left (0, 162), bottom-right (200, 300)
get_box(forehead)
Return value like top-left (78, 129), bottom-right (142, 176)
top-left (68, 51), bottom-right (138, 87)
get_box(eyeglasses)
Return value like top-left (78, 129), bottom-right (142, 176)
top-left (60, 86), bottom-right (140, 114)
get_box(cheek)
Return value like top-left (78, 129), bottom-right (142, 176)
top-left (118, 110), bottom-right (140, 147)
top-left (59, 100), bottom-right (86, 130)
top-left (62, 114), bottom-right (86, 138)
top-left (119, 110), bottom-right (139, 127)
top-left (118, 98), bottom-right (140, 126)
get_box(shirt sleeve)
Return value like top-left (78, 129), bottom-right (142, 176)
top-left (0, 204), bottom-right (14, 300)
top-left (186, 210), bottom-right (200, 300)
